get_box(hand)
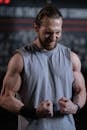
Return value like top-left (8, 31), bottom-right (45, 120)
top-left (58, 97), bottom-right (78, 114)
top-left (36, 100), bottom-right (53, 118)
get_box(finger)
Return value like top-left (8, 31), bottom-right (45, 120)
top-left (37, 109), bottom-right (52, 117)
top-left (59, 97), bottom-right (68, 102)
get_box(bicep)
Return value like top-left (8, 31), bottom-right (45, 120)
top-left (73, 71), bottom-right (86, 94)
top-left (2, 72), bottom-right (22, 96)
top-left (71, 52), bottom-right (86, 107)
top-left (1, 53), bottom-right (23, 96)
top-left (71, 52), bottom-right (86, 93)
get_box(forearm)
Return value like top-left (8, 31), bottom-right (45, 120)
top-left (0, 94), bottom-right (24, 113)
top-left (73, 90), bottom-right (86, 108)
top-left (73, 72), bottom-right (86, 109)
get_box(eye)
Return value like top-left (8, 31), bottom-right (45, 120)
top-left (56, 31), bottom-right (62, 37)
top-left (56, 32), bottom-right (60, 35)
top-left (45, 32), bottom-right (51, 38)
top-left (46, 32), bottom-right (51, 35)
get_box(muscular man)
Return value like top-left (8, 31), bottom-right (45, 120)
top-left (0, 4), bottom-right (86, 130)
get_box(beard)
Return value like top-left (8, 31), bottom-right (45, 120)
top-left (39, 37), bottom-right (58, 50)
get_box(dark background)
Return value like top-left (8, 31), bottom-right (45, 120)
top-left (0, 0), bottom-right (87, 130)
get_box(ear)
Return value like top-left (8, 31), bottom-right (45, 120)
top-left (33, 22), bottom-right (39, 32)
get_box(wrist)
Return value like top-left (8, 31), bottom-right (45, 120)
top-left (74, 103), bottom-right (80, 114)
top-left (53, 103), bottom-right (64, 117)
top-left (19, 105), bottom-right (37, 118)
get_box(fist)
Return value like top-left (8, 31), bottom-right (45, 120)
top-left (36, 100), bottom-right (53, 118)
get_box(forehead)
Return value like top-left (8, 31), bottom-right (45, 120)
top-left (41, 16), bottom-right (62, 26)
top-left (41, 16), bottom-right (62, 31)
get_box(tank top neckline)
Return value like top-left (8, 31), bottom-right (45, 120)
top-left (31, 43), bottom-right (60, 55)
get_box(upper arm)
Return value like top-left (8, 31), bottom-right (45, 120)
top-left (1, 53), bottom-right (23, 96)
top-left (71, 52), bottom-right (81, 72)
top-left (71, 51), bottom-right (86, 95)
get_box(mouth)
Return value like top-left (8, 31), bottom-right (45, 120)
top-left (48, 41), bottom-right (57, 46)
top-left (45, 42), bottom-right (57, 50)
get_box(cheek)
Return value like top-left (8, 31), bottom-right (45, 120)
top-left (40, 28), bottom-right (48, 38)
top-left (58, 33), bottom-right (62, 40)
top-left (39, 32), bottom-right (46, 40)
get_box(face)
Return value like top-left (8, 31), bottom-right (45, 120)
top-left (35, 16), bottom-right (63, 50)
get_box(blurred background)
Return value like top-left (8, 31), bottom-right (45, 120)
top-left (0, 0), bottom-right (87, 130)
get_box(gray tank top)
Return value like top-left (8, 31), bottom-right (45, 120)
top-left (17, 43), bottom-right (76, 130)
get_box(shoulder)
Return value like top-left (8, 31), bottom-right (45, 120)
top-left (58, 44), bottom-right (71, 59)
top-left (58, 44), bottom-right (71, 52)
top-left (8, 53), bottom-right (23, 73)
top-left (70, 51), bottom-right (81, 72)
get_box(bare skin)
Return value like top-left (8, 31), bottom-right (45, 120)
top-left (36, 100), bottom-right (53, 117)
top-left (0, 17), bottom-right (86, 117)
top-left (0, 53), bottom-right (24, 113)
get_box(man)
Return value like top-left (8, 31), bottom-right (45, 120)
top-left (0, 4), bottom-right (86, 130)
